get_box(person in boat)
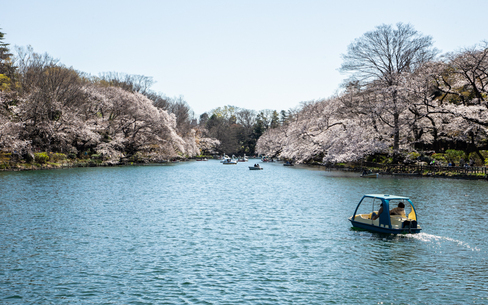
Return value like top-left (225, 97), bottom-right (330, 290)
top-left (389, 202), bottom-right (406, 217)
top-left (372, 203), bottom-right (383, 220)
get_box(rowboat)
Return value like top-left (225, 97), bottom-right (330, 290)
top-left (361, 173), bottom-right (378, 178)
top-left (249, 164), bottom-right (263, 170)
top-left (360, 170), bottom-right (378, 178)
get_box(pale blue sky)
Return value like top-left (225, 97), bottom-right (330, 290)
top-left (1, 0), bottom-right (487, 116)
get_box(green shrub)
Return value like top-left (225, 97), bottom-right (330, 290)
top-left (0, 152), bottom-right (11, 163)
top-left (34, 152), bottom-right (49, 164)
top-left (407, 152), bottom-right (420, 160)
top-left (405, 152), bottom-right (420, 163)
top-left (468, 151), bottom-right (488, 166)
top-left (367, 153), bottom-right (392, 163)
top-left (49, 153), bottom-right (66, 162)
top-left (431, 153), bottom-right (446, 165)
top-left (91, 154), bottom-right (102, 160)
top-left (445, 149), bottom-right (465, 163)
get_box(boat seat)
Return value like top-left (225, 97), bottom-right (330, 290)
top-left (354, 214), bottom-right (379, 226)
top-left (390, 215), bottom-right (408, 228)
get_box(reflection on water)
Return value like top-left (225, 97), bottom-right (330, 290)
top-left (1, 161), bottom-right (488, 304)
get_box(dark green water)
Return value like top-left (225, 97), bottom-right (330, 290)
top-left (1, 160), bottom-right (487, 304)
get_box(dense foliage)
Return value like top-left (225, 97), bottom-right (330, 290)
top-left (199, 106), bottom-right (289, 156)
top-left (257, 24), bottom-right (488, 165)
top-left (0, 39), bottom-right (217, 163)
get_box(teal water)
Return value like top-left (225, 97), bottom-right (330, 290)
top-left (1, 160), bottom-right (487, 304)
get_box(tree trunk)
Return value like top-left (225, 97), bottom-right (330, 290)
top-left (470, 131), bottom-right (485, 165)
top-left (392, 112), bottom-right (400, 164)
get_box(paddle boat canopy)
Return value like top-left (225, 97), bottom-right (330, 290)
top-left (349, 194), bottom-right (421, 234)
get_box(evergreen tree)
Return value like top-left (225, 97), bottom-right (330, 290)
top-left (270, 110), bottom-right (280, 128)
top-left (0, 29), bottom-right (15, 91)
top-left (280, 110), bottom-right (287, 125)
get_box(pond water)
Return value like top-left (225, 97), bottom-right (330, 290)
top-left (1, 160), bottom-right (488, 304)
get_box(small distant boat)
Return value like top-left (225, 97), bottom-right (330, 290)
top-left (238, 155), bottom-right (249, 162)
top-left (360, 170), bottom-right (378, 178)
top-left (219, 154), bottom-right (230, 163)
top-left (196, 158), bottom-right (208, 161)
top-left (349, 194), bottom-right (421, 234)
top-left (222, 158), bottom-right (238, 165)
top-left (249, 164), bottom-right (263, 170)
top-left (283, 161), bottom-right (294, 166)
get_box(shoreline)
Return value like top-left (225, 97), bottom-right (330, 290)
top-left (2, 159), bottom-right (487, 181)
top-left (319, 164), bottom-right (488, 181)
top-left (0, 160), bottom-right (178, 172)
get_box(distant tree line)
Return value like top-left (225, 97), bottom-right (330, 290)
top-left (198, 106), bottom-right (298, 156)
top-left (257, 23), bottom-right (488, 166)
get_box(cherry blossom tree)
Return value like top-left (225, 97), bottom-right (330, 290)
top-left (0, 93), bottom-right (31, 154)
top-left (82, 85), bottom-right (198, 161)
top-left (426, 43), bottom-right (488, 161)
top-left (257, 97), bottom-right (389, 163)
top-left (0, 46), bottom-right (208, 163)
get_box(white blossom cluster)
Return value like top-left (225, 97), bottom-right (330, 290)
top-left (0, 83), bottom-right (212, 162)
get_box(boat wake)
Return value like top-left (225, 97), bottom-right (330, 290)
top-left (407, 233), bottom-right (480, 252)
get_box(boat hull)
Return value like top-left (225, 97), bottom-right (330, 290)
top-left (349, 219), bottom-right (421, 234)
top-left (249, 167), bottom-right (263, 170)
top-left (360, 173), bottom-right (378, 178)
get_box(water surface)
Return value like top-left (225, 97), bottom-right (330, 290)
top-left (1, 161), bottom-right (487, 304)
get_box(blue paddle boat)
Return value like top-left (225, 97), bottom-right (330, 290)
top-left (349, 194), bottom-right (421, 234)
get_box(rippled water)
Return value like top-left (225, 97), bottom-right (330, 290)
top-left (1, 160), bottom-right (488, 304)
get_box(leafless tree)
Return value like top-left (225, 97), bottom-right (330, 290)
top-left (146, 91), bottom-right (171, 110)
top-left (97, 72), bottom-right (154, 94)
top-left (340, 23), bottom-right (438, 162)
top-left (236, 109), bottom-right (256, 130)
top-left (341, 23), bottom-right (438, 86)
